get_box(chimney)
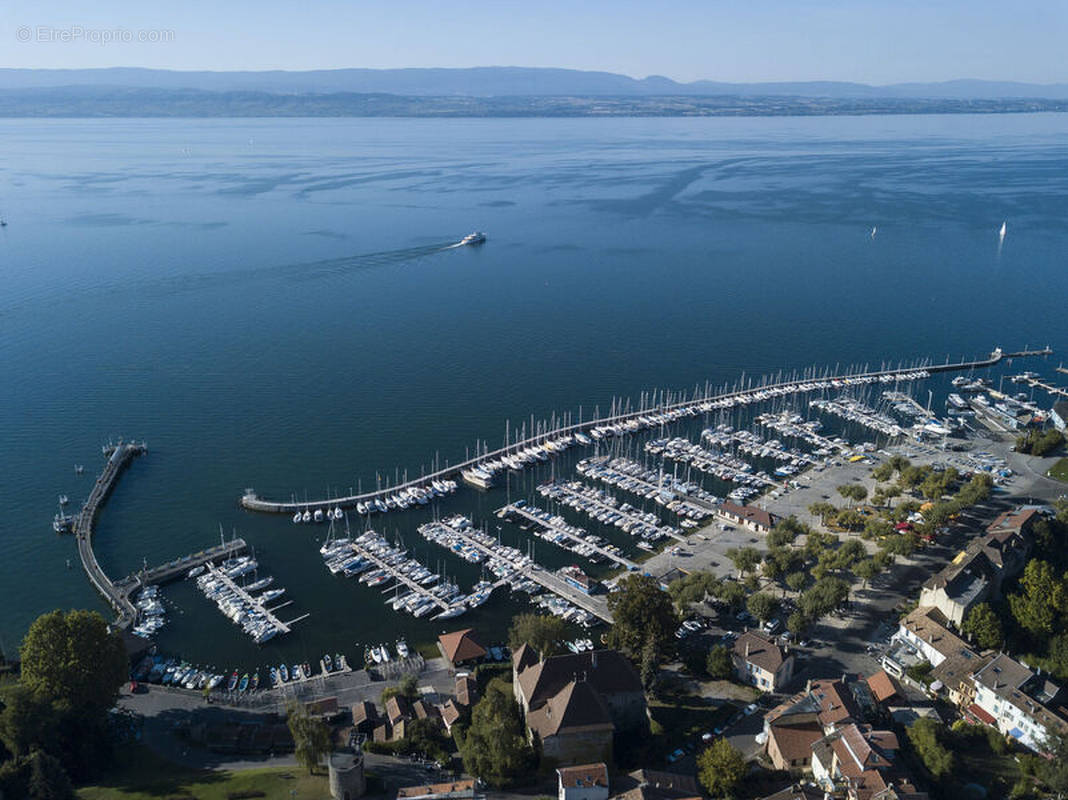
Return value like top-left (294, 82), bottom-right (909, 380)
top-left (745, 641), bottom-right (751, 659)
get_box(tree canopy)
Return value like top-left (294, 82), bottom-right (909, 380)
top-left (962, 603), bottom-right (1004, 651)
top-left (508, 613), bottom-right (566, 657)
top-left (697, 738), bottom-right (746, 798)
top-left (460, 679), bottom-right (535, 788)
top-left (906, 718), bottom-right (954, 779)
top-left (286, 701), bottom-right (331, 774)
top-left (19, 610), bottom-right (126, 716)
top-left (706, 646), bottom-right (733, 681)
top-left (606, 574), bottom-right (677, 662)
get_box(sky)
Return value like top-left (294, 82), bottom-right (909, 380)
top-left (3, 0), bottom-right (1067, 85)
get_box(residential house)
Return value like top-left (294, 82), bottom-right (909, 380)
top-left (970, 653), bottom-right (1068, 753)
top-left (437, 629), bottom-right (487, 669)
top-left (351, 701), bottom-right (379, 735)
top-left (918, 508), bottom-right (1035, 626)
top-left (439, 700), bottom-right (462, 733)
top-left (734, 630), bottom-right (795, 691)
top-left (557, 763), bottom-right (610, 800)
top-left (455, 674), bottom-right (479, 707)
top-left (1052, 399), bottom-right (1068, 432)
top-left (810, 723), bottom-right (926, 800)
top-left (610, 770), bottom-right (700, 800)
top-left (513, 644), bottom-right (647, 766)
top-left (918, 549), bottom-right (997, 627)
top-left (757, 785), bottom-right (825, 800)
top-left (866, 671), bottom-right (901, 706)
top-left (891, 606), bottom-right (990, 706)
top-left (764, 678), bottom-right (865, 771)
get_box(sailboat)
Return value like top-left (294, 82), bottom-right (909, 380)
top-left (870, 226), bottom-right (877, 239)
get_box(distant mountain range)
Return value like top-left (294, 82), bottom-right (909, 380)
top-left (1, 67), bottom-right (1067, 117)
top-left (2, 67), bottom-right (1067, 99)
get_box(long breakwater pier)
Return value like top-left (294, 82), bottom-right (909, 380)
top-left (239, 347), bottom-right (1052, 516)
top-left (71, 442), bottom-right (248, 629)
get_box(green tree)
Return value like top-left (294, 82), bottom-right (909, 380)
top-left (854, 559), bottom-right (879, 588)
top-left (508, 613), bottom-right (566, 657)
top-left (786, 611), bottom-right (809, 636)
top-left (785, 571), bottom-right (808, 593)
top-left (863, 516), bottom-right (894, 540)
top-left (837, 484), bottom-right (868, 506)
top-left (799, 577), bottom-right (850, 620)
top-left (19, 610), bottom-right (126, 716)
top-left (833, 509), bottom-right (866, 532)
top-left (872, 462), bottom-right (895, 482)
top-left (746, 593), bottom-right (780, 623)
top-left (607, 574), bottom-right (677, 663)
top-left (725, 547), bottom-right (762, 577)
top-left (715, 580), bottom-right (747, 610)
top-left (1009, 560), bottom-right (1064, 637)
top-left (26, 749), bottom-right (74, 800)
top-left (667, 572), bottom-right (722, 613)
top-left (381, 672), bottom-right (420, 706)
top-left (0, 685), bottom-right (57, 759)
top-left (706, 646), bottom-right (733, 681)
top-left (461, 679), bottom-right (535, 788)
top-left (832, 539), bottom-right (867, 570)
top-left (906, 717), bottom-right (954, 779)
top-left (961, 603), bottom-right (1005, 650)
top-left (286, 701), bottom-right (330, 774)
top-left (697, 738), bottom-right (746, 798)
top-left (808, 502), bottom-right (837, 524)
top-left (640, 634), bottom-right (659, 690)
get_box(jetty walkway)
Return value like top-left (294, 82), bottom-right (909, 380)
top-left (497, 501), bottom-right (637, 570)
top-left (72, 442), bottom-right (248, 629)
top-left (239, 346), bottom-right (1052, 516)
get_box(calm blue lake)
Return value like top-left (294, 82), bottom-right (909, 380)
top-left (0, 114), bottom-right (1065, 670)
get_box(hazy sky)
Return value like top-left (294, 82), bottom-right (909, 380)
top-left (4, 0), bottom-right (1067, 84)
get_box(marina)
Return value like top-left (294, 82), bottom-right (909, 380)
top-left (535, 479), bottom-right (687, 541)
top-left (577, 455), bottom-right (720, 520)
top-left (496, 498), bottom-right (638, 569)
top-left (239, 350), bottom-right (1053, 518)
top-left (196, 560), bottom-right (305, 644)
top-left (324, 529), bottom-right (469, 621)
top-left (419, 516), bottom-right (611, 623)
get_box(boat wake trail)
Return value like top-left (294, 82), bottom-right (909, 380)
top-left (148, 241), bottom-right (458, 297)
top-left (0, 241), bottom-right (465, 319)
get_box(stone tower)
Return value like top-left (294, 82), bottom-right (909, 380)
top-left (328, 746), bottom-right (365, 800)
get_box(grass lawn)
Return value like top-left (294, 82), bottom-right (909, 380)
top-left (77, 745), bottom-right (329, 800)
top-left (648, 691), bottom-right (736, 754)
top-left (1048, 457), bottom-right (1068, 483)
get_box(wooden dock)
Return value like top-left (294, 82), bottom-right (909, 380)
top-left (422, 521), bottom-right (613, 623)
top-left (203, 563), bottom-right (297, 635)
top-left (347, 539), bottom-right (451, 614)
top-left (498, 501), bottom-right (637, 570)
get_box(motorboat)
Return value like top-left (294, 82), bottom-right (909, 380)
top-left (459, 231), bottom-right (486, 246)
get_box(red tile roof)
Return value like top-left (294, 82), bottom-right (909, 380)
top-left (557, 762), bottom-right (609, 789)
top-left (438, 628), bottom-right (487, 664)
